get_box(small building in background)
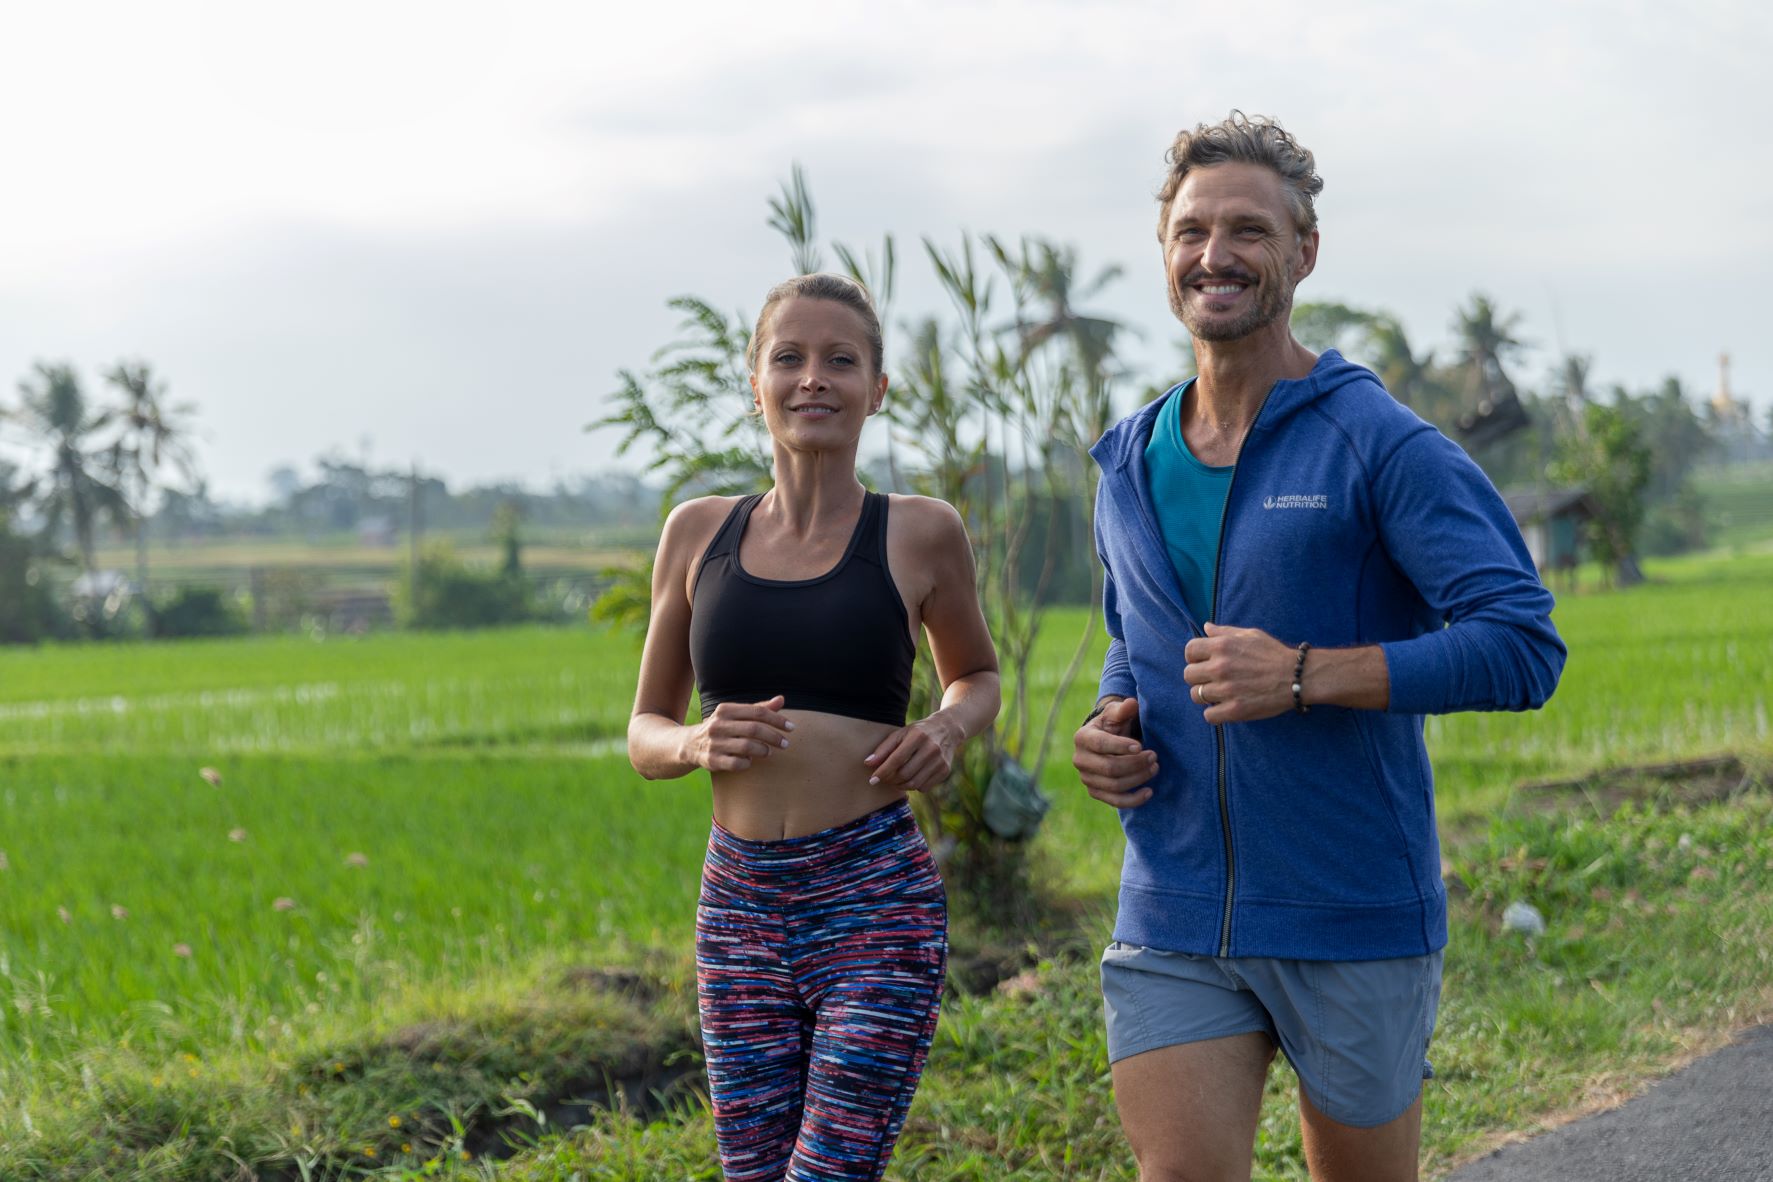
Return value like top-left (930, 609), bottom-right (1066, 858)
top-left (1502, 487), bottom-right (1598, 581)
top-left (357, 514), bottom-right (397, 547)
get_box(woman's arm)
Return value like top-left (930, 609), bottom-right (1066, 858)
top-left (627, 500), bottom-right (793, 780)
top-left (866, 498), bottom-right (1001, 791)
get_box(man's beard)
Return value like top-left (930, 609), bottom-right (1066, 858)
top-left (1169, 270), bottom-right (1293, 343)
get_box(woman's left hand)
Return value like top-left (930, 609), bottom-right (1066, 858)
top-left (864, 714), bottom-right (963, 792)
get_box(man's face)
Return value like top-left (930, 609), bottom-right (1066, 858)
top-left (1162, 161), bottom-right (1319, 343)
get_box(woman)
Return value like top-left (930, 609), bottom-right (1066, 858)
top-left (627, 272), bottom-right (1000, 1182)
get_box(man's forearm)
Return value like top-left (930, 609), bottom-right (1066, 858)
top-left (1300, 644), bottom-right (1390, 712)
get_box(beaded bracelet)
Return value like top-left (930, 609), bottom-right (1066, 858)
top-left (1291, 642), bottom-right (1311, 715)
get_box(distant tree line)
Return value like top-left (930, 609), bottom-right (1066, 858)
top-left (1, 359), bottom-right (662, 643)
top-left (1289, 296), bottom-right (1754, 583)
top-left (212, 461), bottom-right (660, 544)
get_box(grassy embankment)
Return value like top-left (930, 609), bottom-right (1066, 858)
top-left (0, 550), bottom-right (1769, 1178)
top-left (91, 526), bottom-right (653, 586)
top-left (1692, 460), bottom-right (1773, 552)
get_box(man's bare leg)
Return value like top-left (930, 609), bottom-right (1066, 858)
top-left (1111, 1032), bottom-right (1274, 1182)
top-left (1298, 1088), bottom-right (1421, 1182)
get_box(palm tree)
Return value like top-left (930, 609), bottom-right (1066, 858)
top-left (10, 363), bottom-right (129, 573)
top-left (0, 460), bottom-right (49, 644)
top-left (1453, 293), bottom-right (1528, 395)
top-left (1290, 303), bottom-right (1433, 410)
top-left (1452, 294), bottom-right (1530, 448)
top-left (987, 237), bottom-right (1132, 778)
top-left (0, 459), bottom-right (35, 522)
top-left (102, 361), bottom-right (197, 599)
top-left (1290, 301), bottom-right (1376, 357)
top-left (1365, 314), bottom-right (1434, 409)
top-left (996, 237), bottom-right (1128, 449)
top-left (1552, 353), bottom-right (1593, 440)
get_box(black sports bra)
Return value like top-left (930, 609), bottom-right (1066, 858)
top-left (689, 492), bottom-right (915, 726)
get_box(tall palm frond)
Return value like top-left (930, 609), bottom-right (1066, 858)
top-left (13, 363), bottom-right (130, 572)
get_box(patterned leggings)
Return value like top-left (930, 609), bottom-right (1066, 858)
top-left (696, 799), bottom-right (948, 1182)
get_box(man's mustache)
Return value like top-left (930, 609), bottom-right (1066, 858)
top-left (1181, 268), bottom-right (1259, 287)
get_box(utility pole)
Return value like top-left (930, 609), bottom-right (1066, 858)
top-left (409, 460), bottom-right (423, 614)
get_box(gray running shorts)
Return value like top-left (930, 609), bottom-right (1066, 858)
top-left (1100, 941), bottom-right (1443, 1128)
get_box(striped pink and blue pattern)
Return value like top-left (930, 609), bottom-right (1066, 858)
top-left (696, 799), bottom-right (947, 1181)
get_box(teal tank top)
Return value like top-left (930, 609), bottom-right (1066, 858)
top-left (1144, 380), bottom-right (1234, 624)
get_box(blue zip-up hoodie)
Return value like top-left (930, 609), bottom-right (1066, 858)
top-left (1092, 351), bottom-right (1565, 961)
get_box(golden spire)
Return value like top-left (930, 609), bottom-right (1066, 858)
top-left (1713, 352), bottom-right (1739, 422)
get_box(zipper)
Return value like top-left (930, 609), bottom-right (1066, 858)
top-left (1206, 391), bottom-right (1272, 959)
top-left (1213, 725), bottom-right (1232, 956)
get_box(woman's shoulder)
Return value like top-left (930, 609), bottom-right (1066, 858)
top-left (884, 493), bottom-right (967, 544)
top-left (665, 494), bottom-right (748, 528)
top-left (657, 495), bottom-right (748, 562)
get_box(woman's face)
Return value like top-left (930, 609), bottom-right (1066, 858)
top-left (750, 297), bottom-right (887, 450)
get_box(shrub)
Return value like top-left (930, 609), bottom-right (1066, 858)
top-left (393, 543), bottom-right (534, 630)
top-left (152, 586), bottom-right (249, 638)
top-left (248, 566), bottom-right (325, 632)
top-left (0, 528), bottom-right (61, 644)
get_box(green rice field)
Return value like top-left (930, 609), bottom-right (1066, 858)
top-left (0, 550), bottom-right (1770, 1176)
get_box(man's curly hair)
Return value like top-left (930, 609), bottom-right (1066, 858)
top-left (1155, 111), bottom-right (1323, 241)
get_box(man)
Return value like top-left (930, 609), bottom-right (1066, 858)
top-left (1072, 112), bottom-right (1565, 1182)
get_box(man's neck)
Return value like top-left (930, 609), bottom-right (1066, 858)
top-left (1190, 329), bottom-right (1318, 435)
top-left (1180, 325), bottom-right (1318, 466)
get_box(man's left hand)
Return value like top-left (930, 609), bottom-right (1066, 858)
top-left (1182, 622), bottom-right (1295, 724)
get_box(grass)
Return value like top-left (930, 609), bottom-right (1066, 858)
top-left (0, 753), bottom-right (708, 1058)
top-left (1693, 461), bottom-right (1773, 551)
top-left (0, 549), bottom-right (1769, 1178)
top-left (24, 784), bottom-right (1755, 1181)
top-left (0, 627), bottom-right (643, 753)
top-left (1424, 549), bottom-right (1773, 820)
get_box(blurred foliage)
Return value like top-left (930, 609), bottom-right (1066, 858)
top-left (394, 543), bottom-right (538, 630)
top-left (1291, 298), bottom-right (1729, 573)
top-left (151, 585), bottom-right (249, 638)
top-left (1551, 401), bottom-right (1653, 585)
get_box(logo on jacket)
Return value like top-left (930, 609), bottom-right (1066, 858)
top-left (1263, 494), bottom-right (1329, 510)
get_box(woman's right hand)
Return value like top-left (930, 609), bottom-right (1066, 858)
top-left (685, 695), bottom-right (796, 772)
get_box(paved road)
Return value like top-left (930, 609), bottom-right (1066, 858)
top-left (1445, 1025), bottom-right (1773, 1181)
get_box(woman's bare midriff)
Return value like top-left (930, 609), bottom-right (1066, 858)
top-left (710, 709), bottom-right (910, 840)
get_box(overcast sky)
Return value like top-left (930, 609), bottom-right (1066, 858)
top-left (2, 0), bottom-right (1767, 503)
